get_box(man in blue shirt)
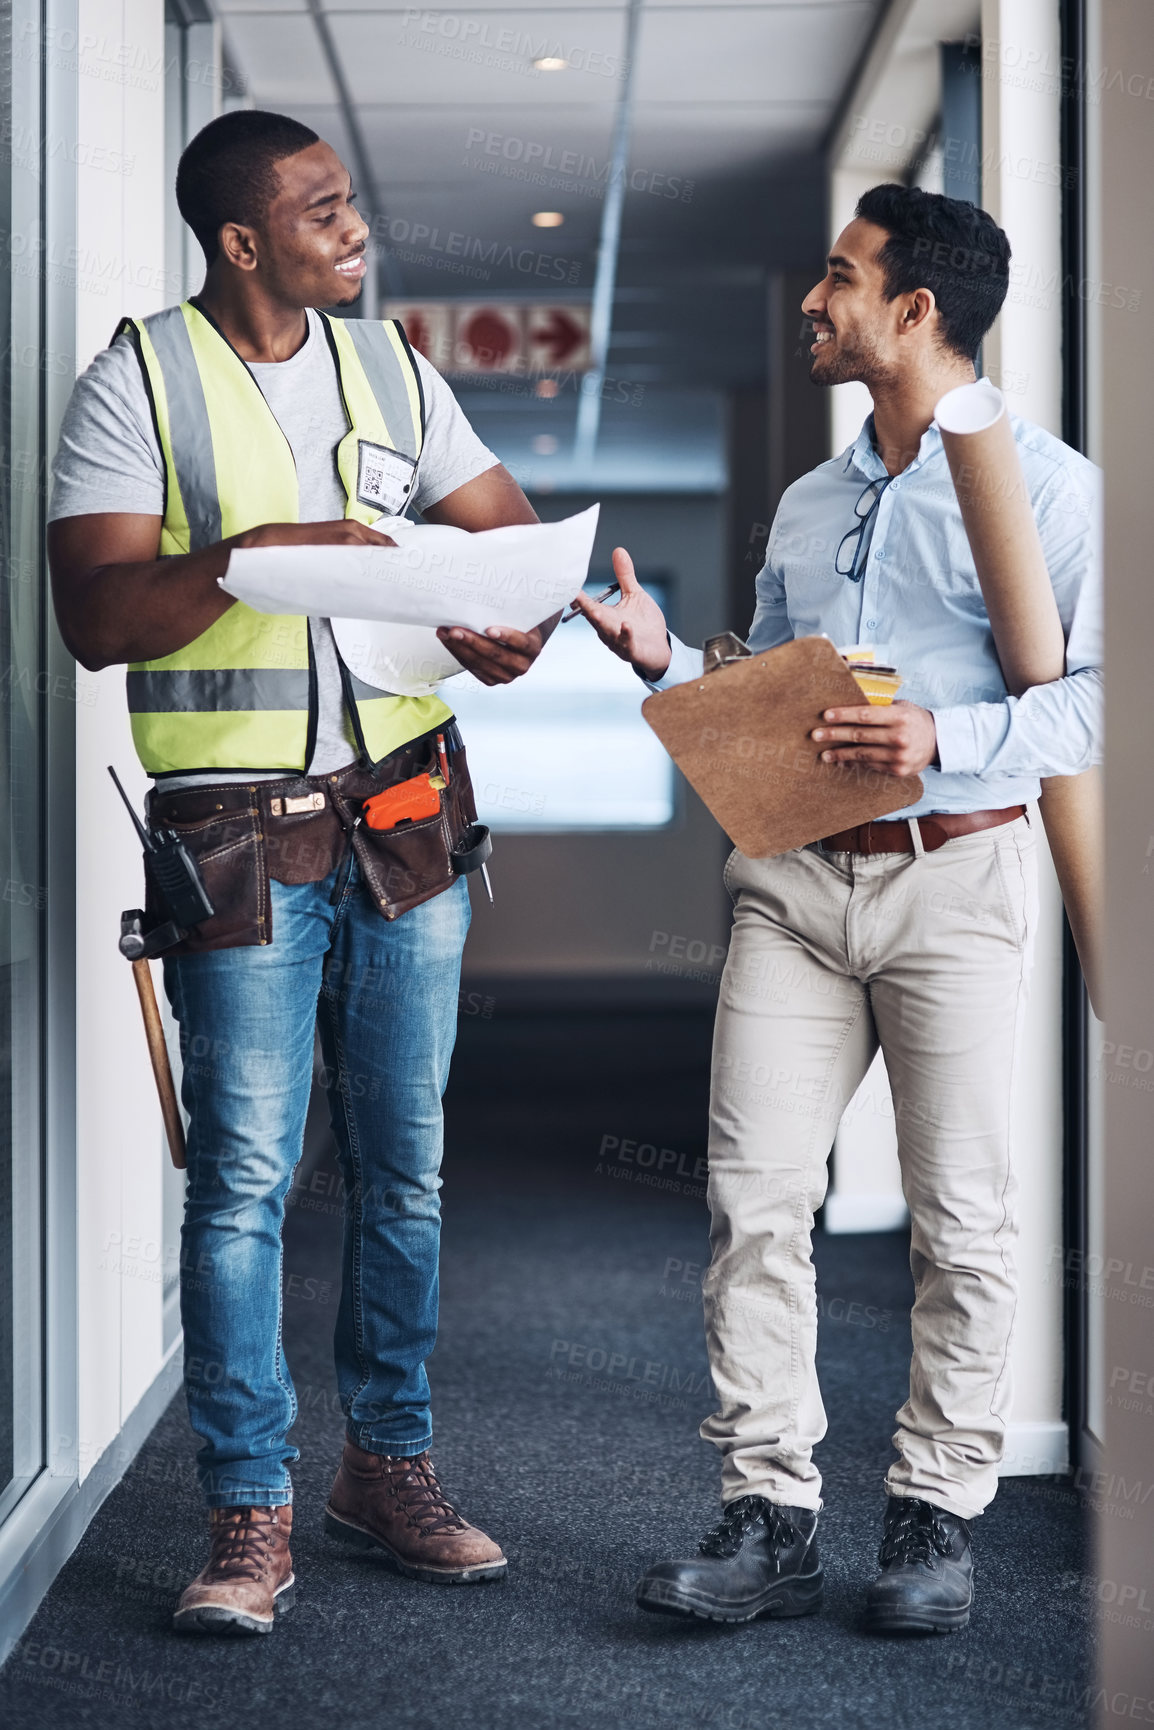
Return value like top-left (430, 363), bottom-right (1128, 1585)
top-left (577, 184), bottom-right (1100, 1636)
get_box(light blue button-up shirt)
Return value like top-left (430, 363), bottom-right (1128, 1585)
top-left (654, 397), bottom-right (1102, 820)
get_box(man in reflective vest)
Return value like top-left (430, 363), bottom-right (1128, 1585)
top-left (49, 110), bottom-right (549, 1634)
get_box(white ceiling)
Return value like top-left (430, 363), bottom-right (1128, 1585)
top-left (218, 0), bottom-right (888, 482)
top-left (223, 4), bottom-right (878, 152)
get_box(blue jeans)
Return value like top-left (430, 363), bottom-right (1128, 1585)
top-left (164, 863), bottom-right (470, 1508)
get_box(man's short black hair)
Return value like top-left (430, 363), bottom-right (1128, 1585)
top-left (176, 110), bottom-right (321, 264)
top-left (854, 183), bottom-right (1011, 360)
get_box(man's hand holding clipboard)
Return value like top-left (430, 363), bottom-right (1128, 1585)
top-left (574, 544), bottom-right (931, 857)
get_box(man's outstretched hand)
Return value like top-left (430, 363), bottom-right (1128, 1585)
top-left (436, 619), bottom-right (556, 687)
top-left (571, 546), bottom-right (671, 681)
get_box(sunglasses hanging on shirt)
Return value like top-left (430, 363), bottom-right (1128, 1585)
top-left (835, 475), bottom-right (894, 583)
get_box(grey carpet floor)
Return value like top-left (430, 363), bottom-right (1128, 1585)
top-left (0, 1008), bottom-right (1094, 1730)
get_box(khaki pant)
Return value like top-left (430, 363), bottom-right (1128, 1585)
top-left (701, 816), bottom-right (1038, 1522)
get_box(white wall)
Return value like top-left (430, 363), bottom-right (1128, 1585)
top-left (1089, 0), bottom-right (1154, 1707)
top-left (71, 0), bottom-right (178, 1487)
top-left (823, 0), bottom-right (1068, 1474)
top-left (978, 0), bottom-right (1063, 434)
top-left (826, 0), bottom-right (982, 453)
top-left (976, 0), bottom-right (1067, 1472)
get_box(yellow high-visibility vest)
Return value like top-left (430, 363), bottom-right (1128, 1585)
top-left (118, 299), bottom-right (452, 775)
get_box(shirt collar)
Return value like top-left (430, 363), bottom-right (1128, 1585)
top-left (843, 387), bottom-right (983, 481)
top-left (843, 416), bottom-right (885, 481)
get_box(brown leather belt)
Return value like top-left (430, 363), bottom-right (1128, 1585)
top-left (820, 806), bottom-right (1027, 856)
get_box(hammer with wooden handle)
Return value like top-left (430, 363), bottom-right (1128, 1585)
top-left (130, 955), bottom-right (186, 1171)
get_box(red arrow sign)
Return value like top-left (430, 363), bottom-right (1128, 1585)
top-left (384, 301), bottom-right (592, 376)
top-left (531, 308), bottom-right (587, 367)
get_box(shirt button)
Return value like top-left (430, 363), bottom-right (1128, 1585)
top-left (866, 619), bottom-right (878, 629)
top-left (876, 550), bottom-right (886, 560)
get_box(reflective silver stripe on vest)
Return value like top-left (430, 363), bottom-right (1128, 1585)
top-left (142, 308), bottom-right (223, 552)
top-left (340, 319), bottom-right (423, 459)
top-left (346, 671), bottom-right (397, 702)
top-left (127, 669), bottom-right (311, 713)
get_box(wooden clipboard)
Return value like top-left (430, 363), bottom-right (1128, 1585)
top-left (642, 636), bottom-right (923, 858)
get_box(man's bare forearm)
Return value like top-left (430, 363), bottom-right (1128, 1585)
top-left (51, 539), bottom-right (237, 670)
top-left (48, 516), bottom-right (397, 672)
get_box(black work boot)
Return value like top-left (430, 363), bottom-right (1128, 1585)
top-left (635, 1495), bottom-right (822, 1623)
top-left (862, 1496), bottom-right (973, 1634)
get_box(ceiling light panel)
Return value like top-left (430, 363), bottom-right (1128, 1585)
top-left (352, 107), bottom-right (616, 177)
top-left (212, 0), bottom-right (307, 12)
top-left (634, 1), bottom-right (878, 106)
top-left (626, 107), bottom-right (833, 178)
top-left (325, 10), bottom-right (627, 108)
top-left (218, 14), bottom-right (340, 103)
top-left (319, 0), bottom-right (618, 8)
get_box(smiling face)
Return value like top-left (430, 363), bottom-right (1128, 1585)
top-left (802, 218), bottom-right (906, 390)
top-left (248, 139), bottom-right (370, 309)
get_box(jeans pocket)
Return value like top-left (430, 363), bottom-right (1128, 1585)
top-left (147, 804), bottom-right (270, 952)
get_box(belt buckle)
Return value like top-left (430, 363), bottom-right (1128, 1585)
top-left (269, 792), bottom-right (326, 817)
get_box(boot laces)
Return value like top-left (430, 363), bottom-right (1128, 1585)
top-left (698, 1496), bottom-right (796, 1559)
top-left (388, 1454), bottom-right (468, 1536)
top-left (209, 1508), bottom-right (281, 1584)
top-left (879, 1501), bottom-right (958, 1570)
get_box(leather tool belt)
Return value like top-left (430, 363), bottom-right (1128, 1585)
top-left (144, 722), bottom-right (480, 954)
top-left (820, 805), bottom-right (1027, 857)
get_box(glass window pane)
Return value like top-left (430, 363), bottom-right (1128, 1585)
top-left (0, 0), bottom-right (45, 1525)
top-left (448, 578), bottom-right (676, 833)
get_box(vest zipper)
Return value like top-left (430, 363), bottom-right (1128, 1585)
top-left (335, 649), bottom-right (373, 768)
top-left (304, 623), bottom-right (319, 770)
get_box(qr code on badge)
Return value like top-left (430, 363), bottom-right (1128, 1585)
top-left (359, 442), bottom-right (411, 511)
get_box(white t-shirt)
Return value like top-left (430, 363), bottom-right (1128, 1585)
top-left (49, 309), bottom-right (500, 782)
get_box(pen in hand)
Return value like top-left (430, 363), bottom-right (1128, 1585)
top-left (562, 580), bottom-right (621, 623)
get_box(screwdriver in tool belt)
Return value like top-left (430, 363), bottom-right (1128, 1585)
top-left (439, 732), bottom-right (492, 902)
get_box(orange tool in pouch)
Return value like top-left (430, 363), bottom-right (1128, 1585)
top-left (362, 773), bottom-right (442, 831)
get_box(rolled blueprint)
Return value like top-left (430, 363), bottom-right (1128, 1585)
top-left (936, 379), bottom-right (1102, 1013)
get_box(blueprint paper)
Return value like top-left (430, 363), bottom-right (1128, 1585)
top-left (219, 505), bottom-right (599, 697)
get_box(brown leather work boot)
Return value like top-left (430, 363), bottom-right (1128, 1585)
top-left (173, 1505), bottom-right (295, 1635)
top-left (325, 1442), bottom-right (507, 1584)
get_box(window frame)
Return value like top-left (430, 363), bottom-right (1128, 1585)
top-left (0, 0), bottom-right (79, 1613)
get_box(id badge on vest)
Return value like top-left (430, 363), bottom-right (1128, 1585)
top-left (357, 441), bottom-right (418, 516)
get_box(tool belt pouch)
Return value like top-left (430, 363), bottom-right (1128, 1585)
top-left (143, 787), bottom-right (270, 955)
top-left (346, 723), bottom-right (481, 923)
top-left (141, 724), bottom-right (482, 950)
